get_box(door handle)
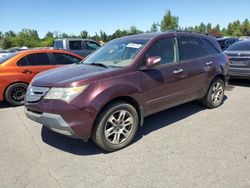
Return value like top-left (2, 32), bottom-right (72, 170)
top-left (173, 68), bottom-right (183, 74)
top-left (22, 69), bottom-right (32, 74)
top-left (206, 61), bottom-right (213, 66)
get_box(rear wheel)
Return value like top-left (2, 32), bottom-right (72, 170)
top-left (201, 78), bottom-right (225, 108)
top-left (92, 102), bottom-right (139, 152)
top-left (5, 83), bottom-right (28, 106)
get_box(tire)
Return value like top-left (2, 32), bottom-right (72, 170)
top-left (5, 83), bottom-right (28, 106)
top-left (92, 101), bottom-right (139, 152)
top-left (201, 78), bottom-right (225, 109)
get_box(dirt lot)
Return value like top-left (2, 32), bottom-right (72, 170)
top-left (0, 80), bottom-right (249, 188)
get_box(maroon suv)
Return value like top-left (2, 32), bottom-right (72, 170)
top-left (25, 31), bottom-right (229, 151)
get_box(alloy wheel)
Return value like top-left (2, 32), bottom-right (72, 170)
top-left (104, 110), bottom-right (134, 145)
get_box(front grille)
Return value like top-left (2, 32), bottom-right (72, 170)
top-left (26, 86), bottom-right (49, 103)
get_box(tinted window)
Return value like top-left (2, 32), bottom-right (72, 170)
top-left (203, 39), bottom-right (219, 55)
top-left (26, 53), bottom-right (51, 66)
top-left (0, 52), bottom-right (17, 64)
top-left (179, 37), bottom-right (206, 60)
top-left (146, 38), bottom-right (178, 65)
top-left (226, 42), bottom-right (250, 51)
top-left (69, 41), bottom-right (83, 50)
top-left (52, 53), bottom-right (81, 65)
top-left (86, 41), bottom-right (100, 50)
top-left (17, 57), bottom-right (28, 66)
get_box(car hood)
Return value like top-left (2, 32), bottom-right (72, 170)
top-left (31, 64), bottom-right (121, 87)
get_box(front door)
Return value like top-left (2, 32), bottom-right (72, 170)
top-left (139, 37), bottom-right (189, 115)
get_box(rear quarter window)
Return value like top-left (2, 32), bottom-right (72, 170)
top-left (17, 57), bottom-right (28, 66)
top-left (203, 39), bottom-right (219, 55)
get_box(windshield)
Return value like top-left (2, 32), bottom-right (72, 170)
top-left (82, 38), bottom-right (149, 68)
top-left (0, 52), bottom-right (17, 64)
top-left (226, 41), bottom-right (250, 51)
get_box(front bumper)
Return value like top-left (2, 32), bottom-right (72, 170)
top-left (25, 108), bottom-right (75, 137)
top-left (25, 99), bottom-right (98, 140)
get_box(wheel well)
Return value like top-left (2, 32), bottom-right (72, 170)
top-left (214, 74), bottom-right (225, 84)
top-left (3, 81), bottom-right (29, 100)
top-left (91, 96), bottom-right (143, 136)
top-left (100, 96), bottom-right (142, 119)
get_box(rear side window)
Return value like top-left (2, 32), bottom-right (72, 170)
top-left (203, 39), bottom-right (219, 55)
top-left (86, 41), bottom-right (100, 50)
top-left (179, 36), bottom-right (206, 60)
top-left (146, 38), bottom-right (178, 65)
top-left (26, 53), bottom-right (51, 66)
top-left (17, 57), bottom-right (28, 66)
top-left (69, 41), bottom-right (83, 50)
top-left (52, 53), bottom-right (81, 65)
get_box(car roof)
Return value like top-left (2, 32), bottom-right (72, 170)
top-left (117, 31), bottom-right (215, 41)
top-left (55, 38), bottom-right (97, 42)
top-left (15, 49), bottom-right (83, 58)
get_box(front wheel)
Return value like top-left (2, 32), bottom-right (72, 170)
top-left (92, 102), bottom-right (139, 152)
top-left (201, 78), bottom-right (225, 109)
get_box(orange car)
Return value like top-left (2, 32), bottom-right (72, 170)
top-left (0, 49), bottom-right (83, 106)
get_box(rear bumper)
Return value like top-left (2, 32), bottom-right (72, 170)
top-left (229, 67), bottom-right (250, 79)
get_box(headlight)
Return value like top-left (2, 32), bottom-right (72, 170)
top-left (44, 85), bottom-right (88, 103)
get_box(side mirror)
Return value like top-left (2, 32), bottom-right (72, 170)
top-left (146, 56), bottom-right (161, 69)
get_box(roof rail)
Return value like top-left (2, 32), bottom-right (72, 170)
top-left (168, 29), bottom-right (213, 36)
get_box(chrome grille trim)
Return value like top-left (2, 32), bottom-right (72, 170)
top-left (26, 86), bottom-right (49, 102)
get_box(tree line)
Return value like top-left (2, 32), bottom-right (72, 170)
top-left (0, 10), bottom-right (250, 49)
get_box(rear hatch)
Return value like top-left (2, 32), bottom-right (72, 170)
top-left (224, 51), bottom-right (250, 68)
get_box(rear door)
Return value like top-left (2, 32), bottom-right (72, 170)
top-left (177, 36), bottom-right (208, 102)
top-left (17, 53), bottom-right (54, 83)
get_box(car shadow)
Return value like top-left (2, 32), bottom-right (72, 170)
top-left (41, 96), bottom-right (228, 155)
top-left (229, 79), bottom-right (250, 87)
top-left (41, 126), bottom-right (106, 155)
top-left (0, 102), bottom-right (12, 109)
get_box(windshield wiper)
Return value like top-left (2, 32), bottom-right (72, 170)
top-left (88, 62), bottom-right (109, 68)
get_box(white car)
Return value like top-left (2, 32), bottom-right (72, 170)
top-left (0, 50), bottom-right (10, 59)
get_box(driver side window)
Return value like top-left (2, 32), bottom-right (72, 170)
top-left (142, 37), bottom-right (178, 67)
